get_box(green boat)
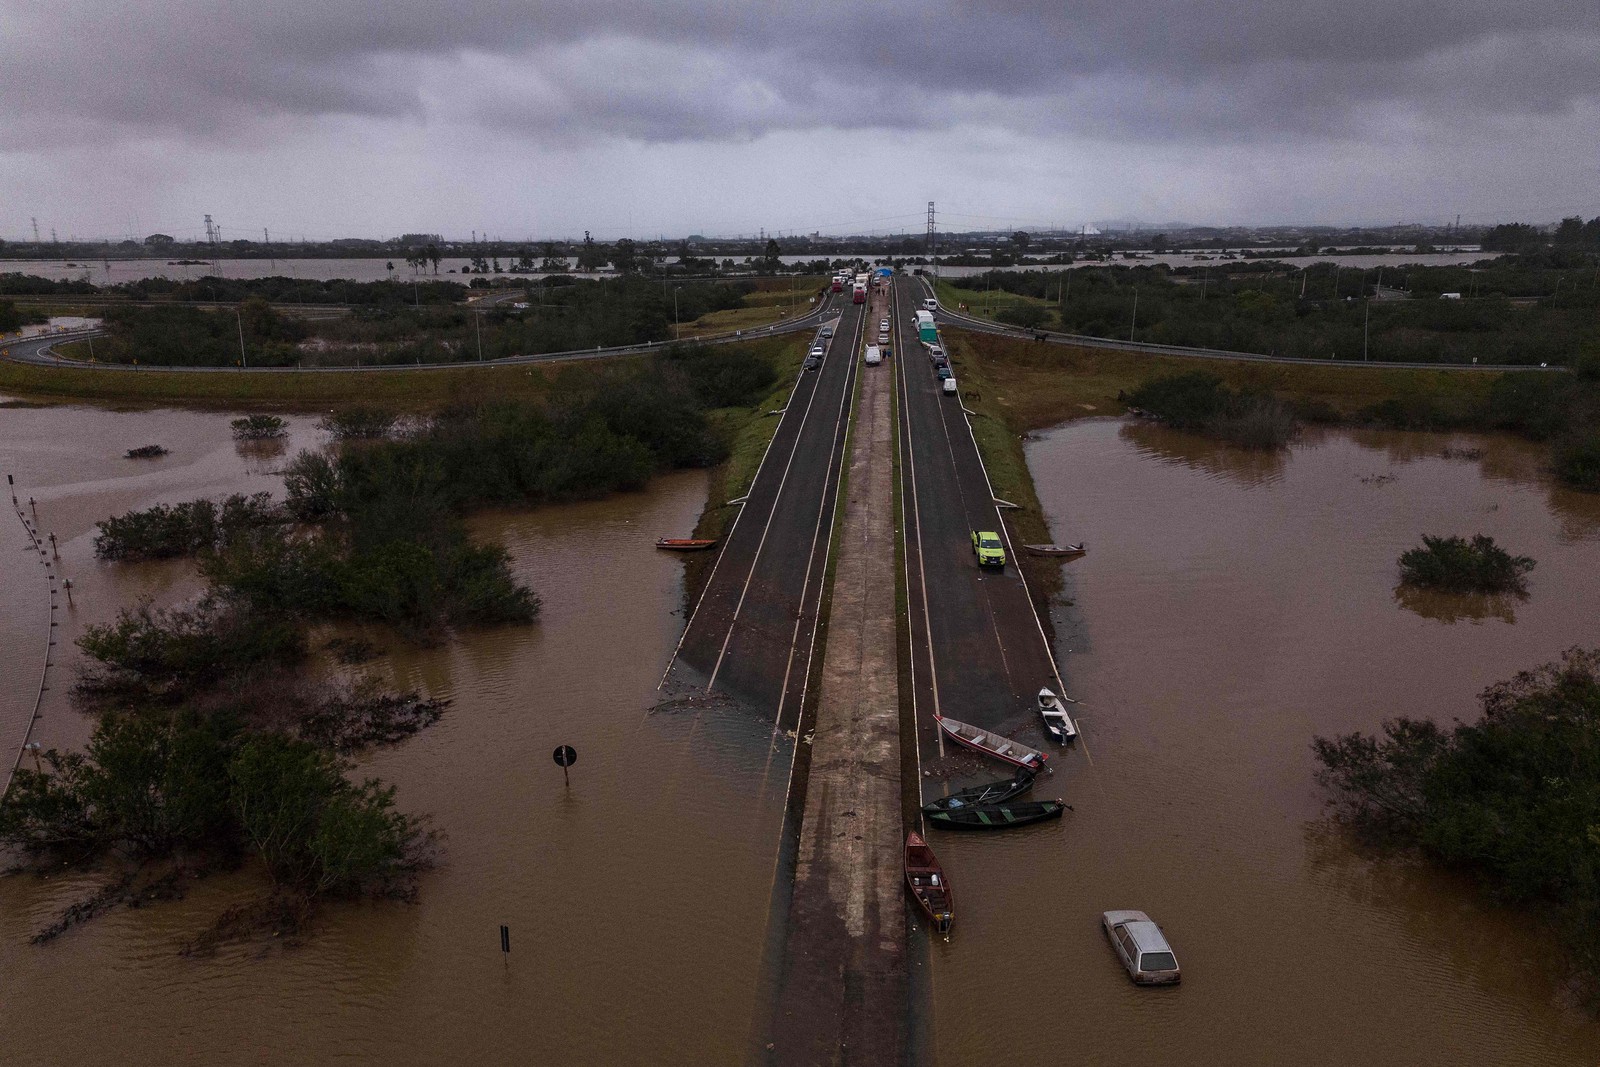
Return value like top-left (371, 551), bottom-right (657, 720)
top-left (926, 799), bottom-right (1067, 831)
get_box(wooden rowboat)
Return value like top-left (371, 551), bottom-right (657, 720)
top-left (934, 714), bottom-right (1048, 771)
top-left (922, 766), bottom-right (1036, 814)
top-left (905, 832), bottom-right (953, 933)
top-left (1023, 543), bottom-right (1086, 558)
top-left (655, 538), bottom-right (718, 551)
top-left (1037, 687), bottom-right (1078, 743)
top-left (927, 799), bottom-right (1067, 831)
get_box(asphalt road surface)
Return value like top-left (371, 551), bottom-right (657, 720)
top-left (659, 289), bottom-right (863, 732)
top-left (892, 275), bottom-right (1074, 802)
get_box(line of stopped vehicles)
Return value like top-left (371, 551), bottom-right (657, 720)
top-left (892, 286), bottom-right (1176, 985)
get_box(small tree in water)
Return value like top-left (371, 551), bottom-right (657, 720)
top-left (1397, 534), bottom-right (1534, 594)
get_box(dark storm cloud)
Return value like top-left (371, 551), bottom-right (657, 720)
top-left (4, 0), bottom-right (1598, 149)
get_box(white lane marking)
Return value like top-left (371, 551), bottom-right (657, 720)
top-left (657, 290), bottom-right (845, 692)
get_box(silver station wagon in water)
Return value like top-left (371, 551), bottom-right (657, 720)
top-left (1102, 910), bottom-right (1181, 985)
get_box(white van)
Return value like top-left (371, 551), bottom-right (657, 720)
top-left (864, 345), bottom-right (882, 366)
top-left (942, 377), bottom-right (957, 395)
top-left (923, 298), bottom-right (938, 311)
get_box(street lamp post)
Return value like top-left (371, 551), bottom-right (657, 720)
top-left (234, 308), bottom-right (248, 368)
top-left (673, 287), bottom-right (682, 340)
top-left (475, 309), bottom-right (483, 361)
top-left (1130, 288), bottom-right (1139, 341)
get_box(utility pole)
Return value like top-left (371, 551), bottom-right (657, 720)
top-left (1130, 288), bottom-right (1139, 341)
top-left (234, 307), bottom-right (248, 368)
top-left (1363, 298), bottom-right (1370, 362)
top-left (474, 309), bottom-right (483, 361)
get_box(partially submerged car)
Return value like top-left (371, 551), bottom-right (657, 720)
top-left (1102, 910), bottom-right (1181, 985)
top-left (970, 530), bottom-right (1005, 567)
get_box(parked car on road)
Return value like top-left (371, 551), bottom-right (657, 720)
top-left (942, 377), bottom-right (958, 396)
top-left (1102, 911), bottom-right (1181, 985)
top-left (936, 365), bottom-right (953, 381)
top-left (970, 530), bottom-right (1005, 567)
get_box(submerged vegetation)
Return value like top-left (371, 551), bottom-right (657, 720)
top-left (231, 414), bottom-right (287, 440)
top-left (1099, 350), bottom-right (1600, 490)
top-left (3, 340), bottom-right (788, 944)
top-left (1397, 535), bottom-right (1535, 594)
top-left (1124, 371), bottom-right (1298, 449)
top-left (95, 492), bottom-right (282, 561)
top-left (1314, 649), bottom-right (1600, 991)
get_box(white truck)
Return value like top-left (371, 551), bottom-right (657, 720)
top-left (864, 345), bottom-right (882, 366)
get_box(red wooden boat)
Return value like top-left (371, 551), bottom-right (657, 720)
top-left (935, 714), bottom-right (1049, 771)
top-left (655, 538), bottom-right (718, 551)
top-left (904, 832), bottom-right (953, 933)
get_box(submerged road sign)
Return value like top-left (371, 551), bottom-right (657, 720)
top-left (553, 744), bottom-right (577, 785)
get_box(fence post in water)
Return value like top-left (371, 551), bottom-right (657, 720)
top-left (500, 924), bottom-right (510, 968)
top-left (553, 744), bottom-right (577, 787)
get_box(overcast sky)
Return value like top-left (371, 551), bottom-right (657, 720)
top-left (3, 0), bottom-right (1599, 242)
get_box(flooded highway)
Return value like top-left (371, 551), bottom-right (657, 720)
top-left (928, 419), bottom-right (1600, 1066)
top-left (3, 398), bottom-right (1599, 1065)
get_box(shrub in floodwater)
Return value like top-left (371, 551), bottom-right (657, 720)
top-left (76, 597), bottom-right (307, 705)
top-left (1125, 371), bottom-right (1298, 450)
top-left (0, 712), bottom-right (432, 899)
top-left (320, 405), bottom-right (398, 439)
top-left (231, 414), bottom-right (288, 440)
top-left (1397, 534), bottom-right (1534, 594)
top-left (1553, 431), bottom-right (1600, 493)
top-left (125, 444), bottom-right (168, 459)
top-left (94, 492), bottom-right (281, 560)
top-left (1313, 649), bottom-right (1600, 989)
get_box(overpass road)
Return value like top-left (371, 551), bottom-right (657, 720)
top-left (916, 274), bottom-right (1557, 373)
top-left (0, 291), bottom-right (836, 374)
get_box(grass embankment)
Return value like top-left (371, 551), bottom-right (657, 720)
top-left (686, 277), bottom-right (826, 333)
top-left (935, 279), bottom-right (1053, 317)
top-left (942, 329), bottom-right (1499, 433)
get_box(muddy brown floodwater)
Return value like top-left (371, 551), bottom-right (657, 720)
top-left (927, 419), bottom-right (1600, 1067)
top-left (0, 399), bottom-right (783, 1065)
top-left (5, 400), bottom-right (1600, 1066)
